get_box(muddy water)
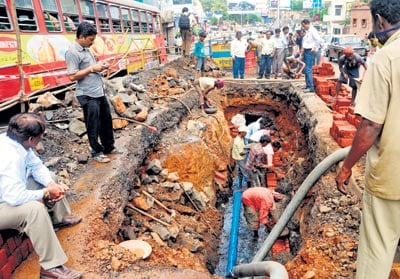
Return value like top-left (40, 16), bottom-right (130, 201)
top-left (215, 191), bottom-right (269, 277)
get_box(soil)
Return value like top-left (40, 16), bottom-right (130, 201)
top-left (12, 57), bottom-right (370, 279)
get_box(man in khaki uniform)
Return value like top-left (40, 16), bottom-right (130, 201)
top-left (336, 1), bottom-right (400, 278)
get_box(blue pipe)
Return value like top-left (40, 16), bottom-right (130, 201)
top-left (225, 176), bottom-right (243, 276)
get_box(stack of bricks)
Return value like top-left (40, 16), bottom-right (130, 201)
top-left (312, 64), bottom-right (361, 148)
top-left (312, 63), bottom-right (336, 77)
top-left (267, 147), bottom-right (286, 190)
top-left (0, 230), bottom-right (33, 278)
top-left (314, 78), bottom-right (336, 103)
top-left (329, 105), bottom-right (361, 147)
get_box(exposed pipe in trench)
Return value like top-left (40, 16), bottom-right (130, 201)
top-left (231, 261), bottom-right (289, 279)
top-left (225, 178), bottom-right (243, 276)
top-left (228, 146), bottom-right (350, 278)
top-left (252, 146), bottom-right (351, 263)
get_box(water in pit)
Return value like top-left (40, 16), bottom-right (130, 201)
top-left (215, 190), bottom-right (270, 277)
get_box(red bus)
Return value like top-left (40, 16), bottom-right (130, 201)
top-left (0, 0), bottom-right (167, 109)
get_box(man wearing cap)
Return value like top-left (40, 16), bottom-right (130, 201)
top-left (335, 46), bottom-right (367, 106)
top-left (242, 187), bottom-right (282, 237)
top-left (193, 77), bottom-right (224, 113)
top-left (232, 126), bottom-right (249, 189)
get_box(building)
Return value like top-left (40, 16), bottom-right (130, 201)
top-left (323, 0), bottom-right (355, 35)
top-left (349, 3), bottom-right (372, 37)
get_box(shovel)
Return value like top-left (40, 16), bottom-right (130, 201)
top-left (143, 191), bottom-right (177, 218)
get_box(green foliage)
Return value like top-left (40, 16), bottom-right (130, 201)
top-left (200, 0), bottom-right (227, 13)
top-left (292, 0), bottom-right (303, 11)
top-left (210, 16), bottom-right (219, 25)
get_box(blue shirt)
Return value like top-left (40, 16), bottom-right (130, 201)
top-left (0, 134), bottom-right (52, 206)
top-left (192, 40), bottom-right (206, 58)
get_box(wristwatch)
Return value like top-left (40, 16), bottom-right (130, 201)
top-left (43, 188), bottom-right (50, 199)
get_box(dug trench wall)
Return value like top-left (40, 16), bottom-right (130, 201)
top-left (12, 76), bottom-right (365, 278)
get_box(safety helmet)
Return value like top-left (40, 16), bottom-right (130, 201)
top-left (343, 46), bottom-right (354, 56)
top-left (215, 79), bottom-right (224, 88)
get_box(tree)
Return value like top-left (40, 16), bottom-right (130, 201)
top-left (292, 0), bottom-right (303, 11)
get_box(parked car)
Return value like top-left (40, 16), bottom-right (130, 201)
top-left (237, 1), bottom-right (255, 10)
top-left (325, 35), bottom-right (369, 61)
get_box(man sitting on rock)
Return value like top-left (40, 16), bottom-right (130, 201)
top-left (193, 77), bottom-right (224, 114)
top-left (0, 113), bottom-right (82, 279)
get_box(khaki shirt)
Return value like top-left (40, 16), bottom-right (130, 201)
top-left (356, 30), bottom-right (400, 200)
top-left (232, 135), bottom-right (245, 161)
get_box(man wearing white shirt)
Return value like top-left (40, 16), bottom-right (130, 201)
top-left (272, 28), bottom-right (285, 79)
top-left (0, 113), bottom-right (82, 279)
top-left (300, 19), bottom-right (323, 92)
top-left (231, 31), bottom-right (249, 79)
top-left (257, 30), bottom-right (275, 79)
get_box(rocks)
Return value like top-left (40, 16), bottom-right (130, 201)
top-left (36, 92), bottom-right (63, 108)
top-left (147, 159), bottom-right (162, 175)
top-left (69, 118), bottom-right (86, 136)
top-left (150, 224), bottom-right (170, 241)
top-left (132, 195), bottom-right (154, 211)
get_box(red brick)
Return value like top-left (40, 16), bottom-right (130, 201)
top-left (0, 248), bottom-right (7, 269)
top-left (338, 137), bottom-right (354, 147)
top-left (337, 124), bottom-right (357, 138)
top-left (12, 248), bottom-right (22, 268)
top-left (333, 113), bottom-right (346, 121)
top-left (1, 260), bottom-right (13, 279)
top-left (5, 238), bottom-right (15, 254)
top-left (27, 239), bottom-right (33, 253)
top-left (14, 235), bottom-right (22, 248)
top-left (20, 239), bottom-right (30, 260)
top-left (7, 255), bottom-right (16, 271)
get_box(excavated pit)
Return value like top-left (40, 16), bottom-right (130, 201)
top-left (13, 60), bottom-right (364, 279)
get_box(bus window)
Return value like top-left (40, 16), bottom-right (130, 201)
top-left (140, 11), bottom-right (147, 33)
top-left (121, 8), bottom-right (131, 33)
top-left (60, 0), bottom-right (79, 32)
top-left (15, 0), bottom-right (38, 31)
top-left (96, 3), bottom-right (110, 33)
top-left (147, 13), bottom-right (153, 33)
top-left (40, 0), bottom-right (61, 32)
top-left (131, 9), bottom-right (140, 33)
top-left (0, 0), bottom-right (12, 31)
top-left (109, 5), bottom-right (121, 33)
top-left (79, 0), bottom-right (96, 26)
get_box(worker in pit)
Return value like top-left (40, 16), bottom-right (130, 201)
top-left (232, 126), bottom-right (250, 189)
top-left (245, 135), bottom-right (271, 187)
top-left (193, 77), bottom-right (224, 114)
top-left (241, 187), bottom-right (283, 238)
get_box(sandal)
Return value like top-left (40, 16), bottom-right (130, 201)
top-left (93, 154), bottom-right (110, 163)
top-left (104, 148), bottom-right (123, 155)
